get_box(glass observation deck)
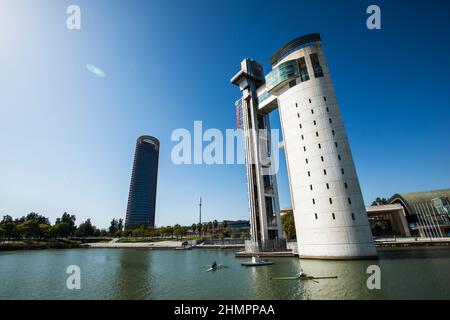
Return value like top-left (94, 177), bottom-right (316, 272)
top-left (265, 56), bottom-right (311, 92)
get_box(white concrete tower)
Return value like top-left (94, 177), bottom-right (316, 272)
top-left (264, 34), bottom-right (377, 259)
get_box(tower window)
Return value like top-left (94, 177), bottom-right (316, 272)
top-left (329, 118), bottom-right (332, 124)
top-left (297, 113), bottom-right (300, 118)
top-left (308, 171), bottom-right (311, 177)
top-left (310, 185), bottom-right (313, 190)
top-left (310, 53), bottom-right (324, 78)
top-left (344, 182), bottom-right (348, 189)
top-left (295, 103), bottom-right (298, 108)
top-left (338, 154), bottom-right (341, 161)
top-left (326, 107), bottom-right (329, 112)
top-left (324, 96), bottom-right (327, 101)
top-left (348, 198), bottom-right (352, 204)
top-left (323, 169), bottom-right (327, 175)
top-left (335, 142), bottom-right (338, 148)
top-left (351, 213), bottom-right (355, 220)
top-left (332, 213), bottom-right (336, 220)
top-left (305, 158), bottom-right (308, 164)
top-left (298, 57), bottom-right (310, 82)
top-left (326, 183), bottom-right (329, 189)
top-left (301, 134), bottom-right (304, 140)
top-left (329, 198), bottom-right (333, 204)
top-left (318, 143), bottom-right (321, 149)
top-left (312, 198), bottom-right (315, 205)
top-left (313, 120), bottom-right (317, 126)
top-left (321, 156), bottom-right (324, 162)
top-left (341, 168), bottom-right (345, 174)
top-left (311, 109), bottom-right (314, 114)
top-left (315, 213), bottom-right (318, 220)
top-left (316, 131), bottom-right (319, 137)
top-left (299, 124), bottom-right (302, 129)
top-left (309, 99), bottom-right (312, 103)
top-left (303, 146), bottom-right (306, 152)
top-left (332, 130), bottom-right (335, 135)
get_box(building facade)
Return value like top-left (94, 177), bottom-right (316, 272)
top-left (124, 136), bottom-right (160, 230)
top-left (232, 34), bottom-right (377, 259)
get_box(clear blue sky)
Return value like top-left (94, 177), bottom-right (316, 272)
top-left (1, 0), bottom-right (449, 229)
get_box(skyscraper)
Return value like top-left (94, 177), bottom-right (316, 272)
top-left (124, 136), bottom-right (160, 230)
top-left (232, 34), bottom-right (377, 259)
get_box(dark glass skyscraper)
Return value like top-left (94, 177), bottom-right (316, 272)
top-left (125, 136), bottom-right (160, 230)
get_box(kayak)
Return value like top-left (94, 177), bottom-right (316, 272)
top-left (271, 275), bottom-right (338, 280)
top-left (207, 264), bottom-right (222, 272)
top-left (241, 261), bottom-right (273, 267)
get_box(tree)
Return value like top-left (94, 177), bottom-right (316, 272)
top-left (93, 229), bottom-right (101, 237)
top-left (25, 212), bottom-right (50, 225)
top-left (372, 197), bottom-right (388, 206)
top-left (222, 220), bottom-right (228, 229)
top-left (191, 223), bottom-right (197, 233)
top-left (1, 215), bottom-right (13, 224)
top-left (117, 218), bottom-right (124, 231)
top-left (17, 220), bottom-right (41, 239)
top-left (109, 218), bottom-right (119, 235)
top-left (0, 226), bottom-right (5, 242)
top-left (2, 222), bottom-right (19, 240)
top-left (196, 223), bottom-right (202, 235)
top-left (281, 212), bottom-right (296, 240)
top-left (75, 219), bottom-right (95, 237)
top-left (51, 222), bottom-right (71, 238)
top-left (213, 220), bottom-right (218, 230)
top-left (55, 212), bottom-right (76, 235)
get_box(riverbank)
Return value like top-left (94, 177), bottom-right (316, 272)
top-left (87, 240), bottom-right (183, 249)
top-left (0, 239), bottom-right (88, 251)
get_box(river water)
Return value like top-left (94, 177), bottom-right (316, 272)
top-left (0, 247), bottom-right (449, 299)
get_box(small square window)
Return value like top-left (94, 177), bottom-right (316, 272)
top-left (318, 143), bottom-right (321, 149)
top-left (321, 156), bottom-right (324, 162)
top-left (303, 146), bottom-right (306, 152)
top-left (299, 124), bottom-right (302, 129)
top-left (315, 213), bottom-right (318, 220)
top-left (332, 213), bottom-right (336, 220)
top-left (351, 213), bottom-right (355, 220)
top-left (329, 198), bottom-right (332, 204)
top-left (338, 155), bottom-right (341, 161)
top-left (301, 134), bottom-right (304, 140)
top-left (332, 130), bottom-right (335, 136)
top-left (348, 198), bottom-right (352, 204)
top-left (311, 109), bottom-right (314, 114)
top-left (308, 171), bottom-right (311, 177)
top-left (295, 103), bottom-right (298, 108)
top-left (335, 142), bottom-right (338, 148)
top-left (329, 118), bottom-right (332, 124)
top-left (341, 168), bottom-right (345, 174)
top-left (305, 158), bottom-right (308, 164)
top-left (316, 132), bottom-right (319, 137)
top-left (312, 198), bottom-right (315, 205)
top-left (313, 120), bottom-right (317, 126)
top-left (326, 107), bottom-right (329, 112)
top-left (326, 183), bottom-right (329, 189)
top-left (323, 169), bottom-right (327, 175)
top-left (310, 185), bottom-right (313, 190)
top-left (344, 182), bottom-right (348, 189)
top-left (297, 113), bottom-right (300, 118)
top-left (309, 99), bottom-right (312, 103)
top-left (324, 96), bottom-right (327, 101)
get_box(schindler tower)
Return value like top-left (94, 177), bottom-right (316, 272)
top-left (125, 136), bottom-right (160, 230)
top-left (231, 34), bottom-right (377, 259)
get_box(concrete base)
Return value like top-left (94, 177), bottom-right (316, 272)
top-left (298, 254), bottom-right (379, 260)
top-left (235, 251), bottom-right (296, 257)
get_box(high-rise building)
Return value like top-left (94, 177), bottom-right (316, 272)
top-left (124, 136), bottom-right (160, 230)
top-left (232, 34), bottom-right (377, 259)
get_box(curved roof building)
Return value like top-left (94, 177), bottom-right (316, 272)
top-left (124, 136), bottom-right (160, 230)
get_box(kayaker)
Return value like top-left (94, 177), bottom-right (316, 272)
top-left (298, 269), bottom-right (307, 278)
top-left (212, 261), bottom-right (217, 268)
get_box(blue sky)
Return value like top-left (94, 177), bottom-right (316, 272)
top-left (0, 0), bottom-right (449, 229)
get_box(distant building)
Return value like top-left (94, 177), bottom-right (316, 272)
top-left (367, 188), bottom-right (450, 237)
top-left (124, 136), bottom-right (160, 230)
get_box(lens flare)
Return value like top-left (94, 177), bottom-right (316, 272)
top-left (86, 64), bottom-right (106, 78)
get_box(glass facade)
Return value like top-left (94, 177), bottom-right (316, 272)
top-left (265, 56), bottom-right (312, 92)
top-left (125, 136), bottom-right (160, 230)
top-left (310, 53), bottom-right (324, 78)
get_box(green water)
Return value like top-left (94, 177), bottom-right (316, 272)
top-left (0, 247), bottom-right (449, 299)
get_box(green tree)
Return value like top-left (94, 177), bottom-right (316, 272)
top-left (222, 220), bottom-right (228, 230)
top-left (51, 222), bottom-right (71, 238)
top-left (55, 212), bottom-right (76, 235)
top-left (75, 219), bottom-right (95, 237)
top-left (93, 229), bottom-right (101, 237)
top-left (371, 197), bottom-right (388, 206)
top-left (281, 212), bottom-right (296, 240)
top-left (2, 222), bottom-right (19, 240)
top-left (213, 220), bottom-right (218, 229)
top-left (0, 226), bottom-right (5, 242)
top-left (191, 223), bottom-right (197, 233)
top-left (109, 218), bottom-right (119, 235)
top-left (117, 218), bottom-right (124, 231)
top-left (196, 223), bottom-right (202, 235)
top-left (17, 220), bottom-right (41, 239)
top-left (1, 215), bottom-right (13, 224)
